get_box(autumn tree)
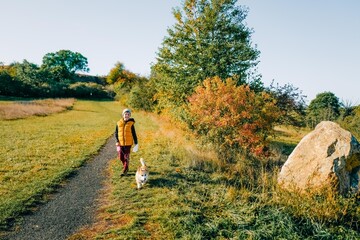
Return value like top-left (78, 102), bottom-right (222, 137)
top-left (188, 77), bottom-right (281, 160)
top-left (152, 0), bottom-right (260, 109)
top-left (107, 62), bottom-right (147, 102)
top-left (107, 62), bottom-right (140, 86)
top-left (106, 62), bottom-right (126, 84)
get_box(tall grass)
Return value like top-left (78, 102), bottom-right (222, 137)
top-left (0, 99), bottom-right (122, 229)
top-left (70, 113), bottom-right (359, 239)
top-left (0, 98), bottom-right (76, 120)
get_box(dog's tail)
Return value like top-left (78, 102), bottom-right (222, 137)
top-left (140, 158), bottom-right (146, 166)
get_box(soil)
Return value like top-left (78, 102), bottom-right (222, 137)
top-left (2, 136), bottom-right (116, 240)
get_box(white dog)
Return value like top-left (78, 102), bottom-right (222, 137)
top-left (135, 158), bottom-right (149, 189)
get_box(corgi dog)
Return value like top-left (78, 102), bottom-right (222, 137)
top-left (135, 158), bottom-right (149, 189)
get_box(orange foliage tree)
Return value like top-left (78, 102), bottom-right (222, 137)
top-left (107, 62), bottom-right (138, 85)
top-left (187, 77), bottom-right (281, 160)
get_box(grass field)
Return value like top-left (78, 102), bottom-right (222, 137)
top-left (1, 100), bottom-right (359, 239)
top-left (70, 112), bottom-right (360, 239)
top-left (0, 100), bottom-right (122, 228)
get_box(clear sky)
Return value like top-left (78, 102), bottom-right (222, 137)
top-left (1, 1), bottom-right (359, 104)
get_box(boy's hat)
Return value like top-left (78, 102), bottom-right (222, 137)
top-left (122, 108), bottom-right (131, 117)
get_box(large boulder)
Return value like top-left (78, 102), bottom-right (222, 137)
top-left (278, 121), bottom-right (360, 194)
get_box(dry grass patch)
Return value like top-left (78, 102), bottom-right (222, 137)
top-left (0, 98), bottom-right (75, 120)
top-left (273, 125), bottom-right (309, 143)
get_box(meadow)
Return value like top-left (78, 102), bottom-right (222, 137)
top-left (70, 110), bottom-right (360, 239)
top-left (0, 99), bottom-right (122, 229)
top-left (0, 100), bottom-right (359, 239)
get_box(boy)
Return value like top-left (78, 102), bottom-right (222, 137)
top-left (115, 108), bottom-right (138, 176)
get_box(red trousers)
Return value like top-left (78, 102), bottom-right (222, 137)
top-left (118, 146), bottom-right (131, 172)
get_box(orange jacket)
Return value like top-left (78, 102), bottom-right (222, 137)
top-left (115, 118), bottom-right (138, 146)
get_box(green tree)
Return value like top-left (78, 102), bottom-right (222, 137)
top-left (0, 61), bottom-right (52, 97)
top-left (152, 0), bottom-right (260, 109)
top-left (267, 81), bottom-right (307, 127)
top-left (0, 66), bottom-right (25, 96)
top-left (128, 79), bottom-right (156, 112)
top-left (12, 60), bottom-right (41, 86)
top-left (306, 91), bottom-right (341, 128)
top-left (41, 50), bottom-right (89, 80)
top-left (10, 60), bottom-right (50, 97)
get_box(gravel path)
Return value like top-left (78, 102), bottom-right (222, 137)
top-left (3, 136), bottom-right (116, 240)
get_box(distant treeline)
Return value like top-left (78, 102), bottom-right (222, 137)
top-left (0, 50), bottom-right (114, 99)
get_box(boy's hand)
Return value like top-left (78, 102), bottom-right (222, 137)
top-left (132, 144), bottom-right (139, 152)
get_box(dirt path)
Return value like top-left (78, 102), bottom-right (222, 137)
top-left (3, 136), bottom-right (116, 240)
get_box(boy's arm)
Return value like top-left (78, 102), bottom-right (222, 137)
top-left (114, 125), bottom-right (120, 144)
top-left (131, 125), bottom-right (138, 145)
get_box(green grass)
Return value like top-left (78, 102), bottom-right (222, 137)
top-left (1, 101), bottom-right (359, 239)
top-left (0, 99), bottom-right (122, 228)
top-left (71, 114), bottom-right (360, 240)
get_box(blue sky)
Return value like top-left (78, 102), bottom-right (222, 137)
top-left (1, 1), bottom-right (359, 104)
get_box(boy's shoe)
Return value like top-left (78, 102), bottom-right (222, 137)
top-left (121, 168), bottom-right (128, 176)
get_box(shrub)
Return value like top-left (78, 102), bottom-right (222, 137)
top-left (188, 77), bottom-right (281, 161)
top-left (340, 105), bottom-right (360, 139)
top-left (0, 66), bottom-right (33, 97)
top-left (128, 80), bottom-right (157, 111)
top-left (68, 82), bottom-right (112, 99)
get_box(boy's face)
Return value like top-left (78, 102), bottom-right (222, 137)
top-left (124, 112), bottom-right (130, 120)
